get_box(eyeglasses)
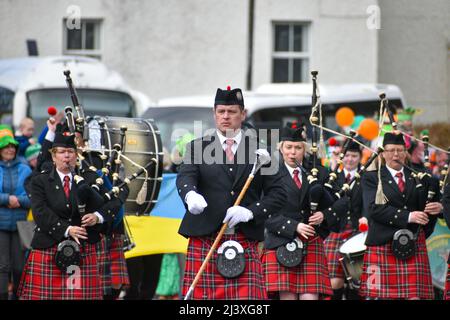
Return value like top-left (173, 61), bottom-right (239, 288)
top-left (384, 148), bottom-right (406, 154)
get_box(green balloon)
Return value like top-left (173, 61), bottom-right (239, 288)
top-left (351, 115), bottom-right (365, 130)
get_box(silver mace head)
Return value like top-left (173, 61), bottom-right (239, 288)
top-left (251, 148), bottom-right (271, 176)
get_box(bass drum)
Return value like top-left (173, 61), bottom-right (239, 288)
top-left (91, 116), bottom-right (163, 215)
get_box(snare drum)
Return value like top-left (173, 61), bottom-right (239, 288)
top-left (338, 232), bottom-right (367, 289)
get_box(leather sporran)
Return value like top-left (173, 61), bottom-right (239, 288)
top-left (392, 229), bottom-right (416, 260)
top-left (276, 238), bottom-right (304, 267)
top-left (216, 240), bottom-right (246, 279)
top-left (55, 240), bottom-right (81, 273)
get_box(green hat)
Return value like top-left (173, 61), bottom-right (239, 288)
top-left (0, 125), bottom-right (18, 150)
top-left (25, 143), bottom-right (42, 161)
top-left (0, 135), bottom-right (18, 150)
top-left (0, 124), bottom-right (14, 139)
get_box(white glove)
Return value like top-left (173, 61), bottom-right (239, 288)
top-left (185, 191), bottom-right (208, 215)
top-left (223, 206), bottom-right (254, 228)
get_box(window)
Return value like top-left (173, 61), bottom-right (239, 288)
top-left (63, 19), bottom-right (102, 59)
top-left (27, 88), bottom-right (135, 133)
top-left (272, 23), bottom-right (310, 83)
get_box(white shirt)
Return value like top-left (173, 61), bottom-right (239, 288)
top-left (385, 165), bottom-right (405, 185)
top-left (385, 165), bottom-right (412, 222)
top-left (216, 130), bottom-right (242, 155)
top-left (343, 168), bottom-right (357, 181)
top-left (284, 163), bottom-right (303, 184)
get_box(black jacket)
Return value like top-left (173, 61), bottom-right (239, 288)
top-left (177, 133), bottom-right (286, 241)
top-left (326, 170), bottom-right (365, 232)
top-left (29, 166), bottom-right (118, 248)
top-left (362, 165), bottom-right (438, 246)
top-left (264, 159), bottom-right (332, 249)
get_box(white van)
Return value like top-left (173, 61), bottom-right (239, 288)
top-left (0, 56), bottom-right (151, 131)
top-left (143, 83), bottom-right (406, 150)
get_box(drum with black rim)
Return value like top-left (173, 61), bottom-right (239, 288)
top-left (89, 116), bottom-right (163, 215)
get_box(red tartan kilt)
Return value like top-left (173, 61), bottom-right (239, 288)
top-left (444, 264), bottom-right (450, 301)
top-left (109, 234), bottom-right (130, 287)
top-left (359, 230), bottom-right (434, 299)
top-left (262, 237), bottom-right (332, 296)
top-left (96, 237), bottom-right (112, 294)
top-left (323, 226), bottom-right (355, 279)
top-left (182, 233), bottom-right (267, 300)
top-left (18, 243), bottom-right (102, 300)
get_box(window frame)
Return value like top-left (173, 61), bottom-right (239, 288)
top-left (63, 18), bottom-right (103, 59)
top-left (271, 22), bottom-right (311, 83)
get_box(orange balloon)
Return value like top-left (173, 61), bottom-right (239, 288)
top-left (358, 119), bottom-right (379, 140)
top-left (335, 107), bottom-right (355, 127)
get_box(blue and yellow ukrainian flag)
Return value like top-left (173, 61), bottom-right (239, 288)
top-left (124, 173), bottom-right (188, 259)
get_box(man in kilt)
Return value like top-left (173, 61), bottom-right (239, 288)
top-left (18, 131), bottom-right (110, 299)
top-left (323, 140), bottom-right (367, 300)
top-left (261, 124), bottom-right (333, 300)
top-left (359, 132), bottom-right (441, 300)
top-left (176, 87), bottom-right (286, 300)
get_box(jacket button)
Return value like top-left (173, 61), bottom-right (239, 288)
top-left (268, 214), bottom-right (272, 218)
top-left (184, 184), bottom-right (188, 187)
top-left (256, 203), bottom-right (260, 206)
top-left (282, 226), bottom-right (285, 229)
top-left (263, 209), bottom-right (267, 213)
top-left (277, 231), bottom-right (281, 235)
top-left (57, 222), bottom-right (61, 226)
top-left (287, 220), bottom-right (291, 224)
top-left (229, 168), bottom-right (233, 171)
top-left (231, 191), bottom-right (235, 196)
top-left (394, 215), bottom-right (398, 219)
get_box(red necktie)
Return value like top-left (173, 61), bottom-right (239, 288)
top-left (345, 173), bottom-right (351, 184)
top-left (293, 169), bottom-right (302, 189)
top-left (395, 172), bottom-right (405, 193)
top-left (63, 176), bottom-right (70, 199)
top-left (225, 139), bottom-right (235, 162)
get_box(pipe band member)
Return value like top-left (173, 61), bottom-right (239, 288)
top-left (262, 124), bottom-right (333, 300)
top-left (177, 86), bottom-right (286, 300)
top-left (359, 132), bottom-right (441, 300)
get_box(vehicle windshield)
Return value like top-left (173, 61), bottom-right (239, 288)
top-left (0, 86), bottom-right (14, 124)
top-left (249, 99), bottom-right (404, 140)
top-left (144, 99), bottom-right (404, 151)
top-left (27, 88), bottom-right (135, 132)
top-left (143, 107), bottom-right (215, 151)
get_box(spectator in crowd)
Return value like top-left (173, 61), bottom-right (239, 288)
top-left (0, 130), bottom-right (31, 300)
top-left (14, 118), bottom-right (35, 157)
top-left (24, 143), bottom-right (41, 170)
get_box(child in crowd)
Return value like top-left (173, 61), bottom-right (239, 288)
top-left (15, 118), bottom-right (35, 157)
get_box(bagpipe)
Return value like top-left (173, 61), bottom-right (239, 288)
top-left (60, 70), bottom-right (164, 251)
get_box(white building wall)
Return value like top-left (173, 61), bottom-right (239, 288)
top-left (252, 0), bottom-right (379, 88)
top-left (378, 0), bottom-right (450, 124)
top-left (0, 0), bottom-right (248, 101)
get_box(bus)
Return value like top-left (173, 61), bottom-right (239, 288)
top-left (0, 55), bottom-right (151, 132)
